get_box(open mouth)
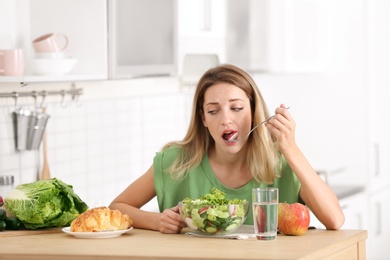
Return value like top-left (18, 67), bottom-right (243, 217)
top-left (222, 131), bottom-right (238, 142)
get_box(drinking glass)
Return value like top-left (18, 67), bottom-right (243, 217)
top-left (252, 187), bottom-right (279, 240)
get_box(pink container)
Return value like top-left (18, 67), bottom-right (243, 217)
top-left (0, 49), bottom-right (24, 76)
top-left (32, 33), bottom-right (68, 53)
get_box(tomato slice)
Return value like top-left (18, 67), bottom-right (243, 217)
top-left (198, 206), bottom-right (210, 215)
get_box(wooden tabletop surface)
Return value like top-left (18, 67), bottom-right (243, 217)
top-left (0, 225), bottom-right (367, 260)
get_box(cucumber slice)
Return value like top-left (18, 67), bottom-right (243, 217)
top-left (205, 226), bottom-right (217, 233)
top-left (233, 218), bottom-right (242, 224)
top-left (225, 223), bottom-right (238, 231)
top-left (219, 212), bottom-right (230, 218)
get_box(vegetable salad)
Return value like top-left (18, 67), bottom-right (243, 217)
top-left (179, 188), bottom-right (248, 235)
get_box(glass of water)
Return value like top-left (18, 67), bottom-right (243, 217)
top-left (252, 187), bottom-right (279, 240)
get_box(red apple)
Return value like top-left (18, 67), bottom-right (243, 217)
top-left (254, 204), bottom-right (266, 233)
top-left (278, 202), bottom-right (310, 236)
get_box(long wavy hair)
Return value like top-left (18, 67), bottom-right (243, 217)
top-left (163, 64), bottom-right (281, 184)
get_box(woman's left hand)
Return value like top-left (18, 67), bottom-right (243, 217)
top-left (265, 104), bottom-right (296, 153)
top-left (158, 205), bottom-right (187, 234)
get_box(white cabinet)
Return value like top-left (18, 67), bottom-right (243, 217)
top-left (339, 193), bottom-right (368, 230)
top-left (0, 0), bottom-right (107, 83)
top-left (226, 0), bottom-right (329, 73)
top-left (309, 192), bottom-right (368, 231)
top-left (367, 0), bottom-right (390, 190)
top-left (177, 0), bottom-right (226, 74)
top-left (226, 0), bottom-right (267, 72)
top-left (366, 1), bottom-right (390, 259)
top-left (109, 0), bottom-right (227, 78)
top-left (177, 0), bottom-right (225, 39)
top-left (108, 0), bottom-right (176, 78)
top-left (367, 188), bottom-right (390, 259)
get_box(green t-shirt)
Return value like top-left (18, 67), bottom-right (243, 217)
top-left (153, 146), bottom-right (301, 224)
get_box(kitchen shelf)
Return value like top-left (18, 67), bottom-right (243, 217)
top-left (0, 0), bottom-right (107, 84)
top-left (0, 74), bottom-right (106, 84)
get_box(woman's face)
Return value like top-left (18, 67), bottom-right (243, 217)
top-left (201, 82), bottom-right (252, 151)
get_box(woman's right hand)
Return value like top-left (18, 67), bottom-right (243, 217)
top-left (158, 205), bottom-right (187, 234)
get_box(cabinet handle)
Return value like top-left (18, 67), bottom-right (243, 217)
top-left (374, 143), bottom-right (380, 176)
top-left (376, 202), bottom-right (381, 236)
top-left (356, 212), bottom-right (362, 230)
top-left (202, 0), bottom-right (211, 31)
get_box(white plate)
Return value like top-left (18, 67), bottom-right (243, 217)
top-left (62, 227), bottom-right (133, 239)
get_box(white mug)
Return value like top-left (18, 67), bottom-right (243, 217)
top-left (32, 33), bottom-right (69, 53)
top-left (0, 49), bottom-right (25, 76)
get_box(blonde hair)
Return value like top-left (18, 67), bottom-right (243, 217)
top-left (163, 64), bottom-right (281, 184)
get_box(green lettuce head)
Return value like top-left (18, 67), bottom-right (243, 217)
top-left (4, 178), bottom-right (88, 229)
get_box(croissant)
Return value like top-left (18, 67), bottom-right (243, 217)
top-left (70, 206), bottom-right (132, 232)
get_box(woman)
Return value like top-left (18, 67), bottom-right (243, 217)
top-left (109, 64), bottom-right (344, 234)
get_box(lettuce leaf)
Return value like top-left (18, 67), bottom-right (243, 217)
top-left (182, 188), bottom-right (247, 206)
top-left (4, 178), bottom-right (88, 229)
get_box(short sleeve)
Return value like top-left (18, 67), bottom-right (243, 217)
top-left (154, 147), bottom-right (179, 209)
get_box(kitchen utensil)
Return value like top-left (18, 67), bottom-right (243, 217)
top-left (227, 106), bottom-right (290, 143)
top-left (40, 107), bottom-right (51, 180)
top-left (13, 107), bottom-right (32, 150)
top-left (0, 49), bottom-right (25, 76)
top-left (34, 52), bottom-right (67, 59)
top-left (0, 175), bottom-right (14, 198)
top-left (28, 58), bottom-right (77, 75)
top-left (62, 227), bottom-right (133, 239)
top-left (252, 187), bottom-right (279, 240)
top-left (26, 110), bottom-right (50, 150)
top-left (32, 33), bottom-right (68, 53)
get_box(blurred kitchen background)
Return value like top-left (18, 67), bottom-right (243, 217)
top-left (0, 0), bottom-right (389, 258)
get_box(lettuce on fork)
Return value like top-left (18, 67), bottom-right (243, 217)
top-left (4, 178), bottom-right (88, 229)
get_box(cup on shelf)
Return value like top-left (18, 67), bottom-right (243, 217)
top-left (28, 58), bottom-right (78, 76)
top-left (0, 49), bottom-right (25, 76)
top-left (32, 33), bottom-right (69, 53)
top-left (30, 33), bottom-right (77, 75)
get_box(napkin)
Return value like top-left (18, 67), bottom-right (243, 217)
top-left (185, 232), bottom-right (256, 240)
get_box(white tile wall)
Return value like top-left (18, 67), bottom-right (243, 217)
top-left (0, 90), bottom-right (193, 211)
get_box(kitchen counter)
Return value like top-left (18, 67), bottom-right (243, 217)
top-left (0, 225), bottom-right (367, 260)
top-left (330, 185), bottom-right (365, 200)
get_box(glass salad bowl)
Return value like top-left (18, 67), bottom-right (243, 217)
top-left (178, 201), bottom-right (249, 235)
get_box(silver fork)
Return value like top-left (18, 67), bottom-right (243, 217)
top-left (227, 106), bottom-right (291, 143)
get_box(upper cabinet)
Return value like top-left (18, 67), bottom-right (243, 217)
top-left (109, 0), bottom-right (227, 79)
top-left (226, 0), bottom-right (327, 73)
top-left (0, 0), bottom-right (107, 83)
top-left (176, 0), bottom-right (226, 74)
top-left (108, 0), bottom-right (177, 79)
top-left (0, 0), bottom-right (335, 84)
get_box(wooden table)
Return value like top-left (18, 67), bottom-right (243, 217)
top-left (0, 226), bottom-right (367, 260)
